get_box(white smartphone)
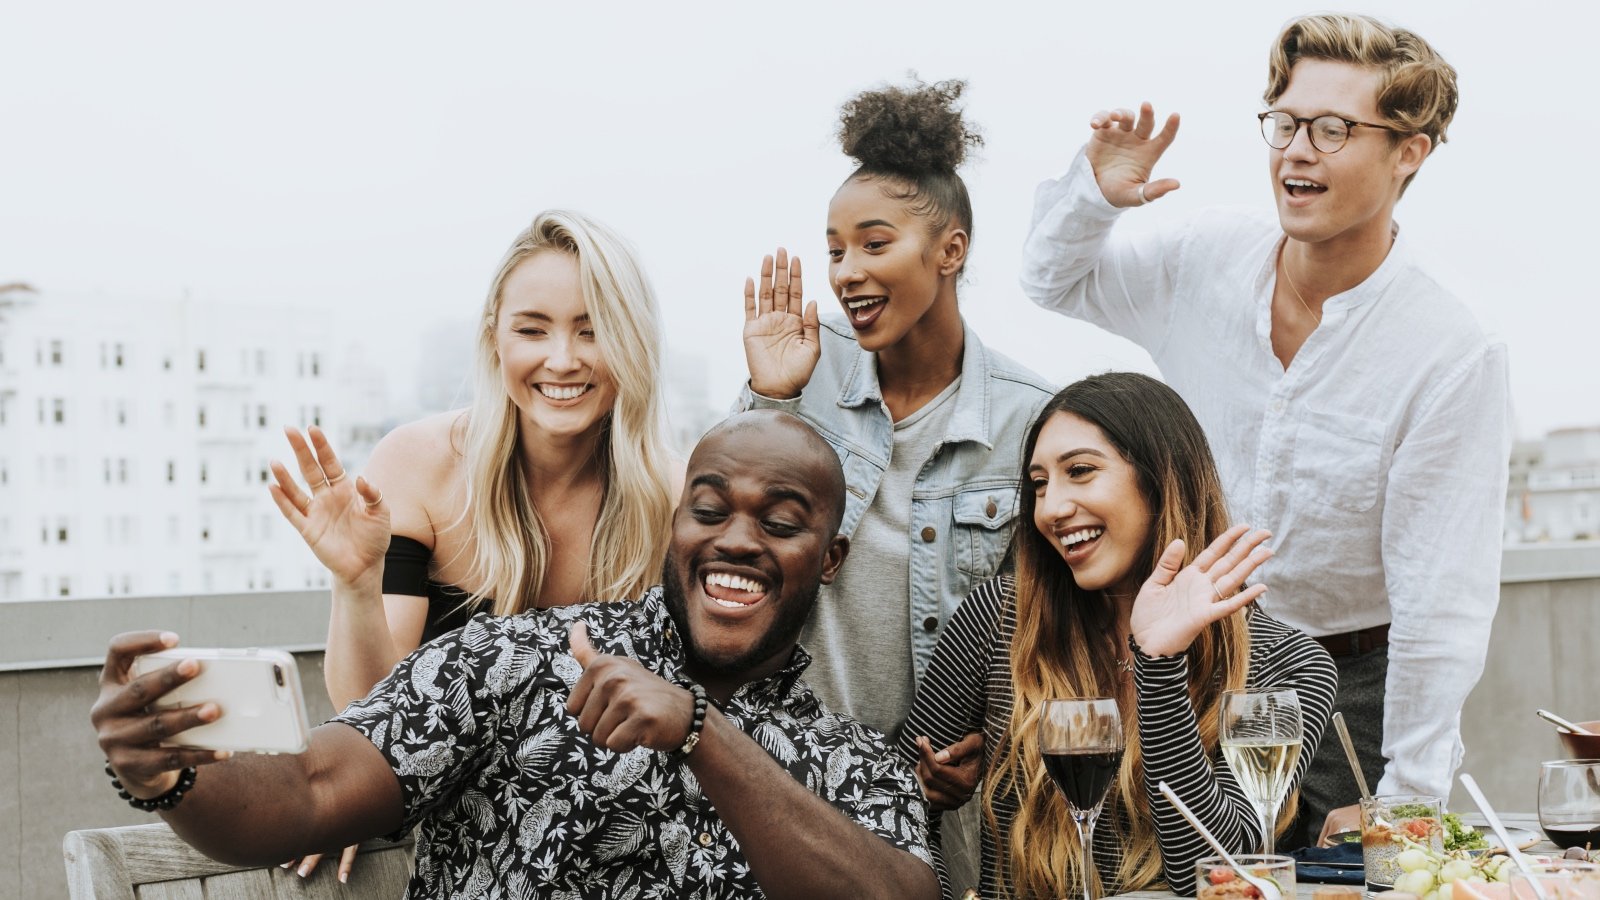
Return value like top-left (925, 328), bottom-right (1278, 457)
top-left (129, 647), bottom-right (312, 755)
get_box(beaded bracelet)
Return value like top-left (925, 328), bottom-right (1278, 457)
top-left (673, 683), bottom-right (708, 761)
top-left (106, 761), bottom-right (196, 811)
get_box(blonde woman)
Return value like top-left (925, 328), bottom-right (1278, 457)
top-left (268, 210), bottom-right (680, 879)
top-left (901, 373), bottom-right (1337, 899)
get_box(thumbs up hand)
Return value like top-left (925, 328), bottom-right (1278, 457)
top-left (565, 622), bottom-right (698, 754)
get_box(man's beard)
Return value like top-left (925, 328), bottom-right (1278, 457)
top-left (661, 557), bottom-right (818, 678)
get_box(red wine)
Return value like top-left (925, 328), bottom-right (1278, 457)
top-left (1544, 822), bottom-right (1600, 849)
top-left (1044, 749), bottom-right (1124, 811)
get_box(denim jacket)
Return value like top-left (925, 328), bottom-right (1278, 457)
top-left (738, 317), bottom-right (1054, 683)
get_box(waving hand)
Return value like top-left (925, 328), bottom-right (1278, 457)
top-left (267, 426), bottom-right (389, 586)
top-left (742, 247), bottom-right (820, 400)
top-left (1130, 525), bottom-right (1272, 657)
top-left (1086, 101), bottom-right (1182, 209)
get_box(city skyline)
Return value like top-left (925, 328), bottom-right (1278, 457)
top-left (2, 1), bottom-right (1594, 442)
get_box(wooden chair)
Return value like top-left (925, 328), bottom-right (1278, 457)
top-left (63, 823), bottom-right (414, 900)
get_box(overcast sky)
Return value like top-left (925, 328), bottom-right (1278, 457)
top-left (5, 1), bottom-right (1593, 439)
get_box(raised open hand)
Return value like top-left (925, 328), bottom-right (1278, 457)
top-left (1086, 101), bottom-right (1182, 209)
top-left (267, 425), bottom-right (389, 586)
top-left (742, 247), bottom-right (820, 400)
top-left (1130, 525), bottom-right (1272, 657)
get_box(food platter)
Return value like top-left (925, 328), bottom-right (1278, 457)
top-left (1330, 825), bottom-right (1543, 853)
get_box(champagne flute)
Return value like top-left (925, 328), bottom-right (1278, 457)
top-left (1040, 698), bottom-right (1125, 900)
top-left (1219, 689), bottom-right (1303, 855)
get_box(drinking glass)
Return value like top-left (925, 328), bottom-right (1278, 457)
top-left (1195, 854), bottom-right (1297, 900)
top-left (1509, 862), bottom-right (1600, 900)
top-left (1040, 698), bottom-right (1124, 900)
top-left (1219, 689), bottom-right (1303, 854)
top-left (1539, 759), bottom-right (1600, 850)
top-left (1359, 794), bottom-right (1443, 891)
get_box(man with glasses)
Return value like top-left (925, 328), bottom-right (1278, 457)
top-left (1020, 13), bottom-right (1510, 846)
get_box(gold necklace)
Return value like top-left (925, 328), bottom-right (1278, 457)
top-left (1279, 246), bottom-right (1321, 325)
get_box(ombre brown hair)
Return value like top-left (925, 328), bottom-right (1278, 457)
top-left (1265, 13), bottom-right (1457, 193)
top-left (984, 373), bottom-right (1255, 898)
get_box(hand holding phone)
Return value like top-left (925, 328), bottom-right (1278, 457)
top-left (128, 647), bottom-right (312, 755)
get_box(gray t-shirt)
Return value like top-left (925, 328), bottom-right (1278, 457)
top-left (800, 377), bottom-right (962, 736)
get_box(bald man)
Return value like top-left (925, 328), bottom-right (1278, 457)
top-left (92, 411), bottom-right (939, 900)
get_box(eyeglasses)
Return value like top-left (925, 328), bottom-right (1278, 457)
top-left (1257, 111), bottom-right (1402, 153)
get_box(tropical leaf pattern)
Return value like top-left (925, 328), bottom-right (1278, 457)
top-left (335, 589), bottom-right (931, 898)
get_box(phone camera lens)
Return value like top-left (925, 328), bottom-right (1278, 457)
top-left (273, 665), bottom-right (285, 687)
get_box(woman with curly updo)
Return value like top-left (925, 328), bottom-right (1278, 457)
top-left (735, 79), bottom-right (1054, 893)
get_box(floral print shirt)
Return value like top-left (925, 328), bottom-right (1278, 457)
top-left (334, 588), bottom-right (932, 899)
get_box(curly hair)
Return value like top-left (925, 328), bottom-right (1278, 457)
top-left (1265, 14), bottom-right (1457, 194)
top-left (836, 77), bottom-right (983, 265)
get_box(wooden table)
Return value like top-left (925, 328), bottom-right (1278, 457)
top-left (1109, 813), bottom-right (1562, 900)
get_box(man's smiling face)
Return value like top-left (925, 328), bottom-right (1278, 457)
top-left (662, 412), bottom-right (848, 684)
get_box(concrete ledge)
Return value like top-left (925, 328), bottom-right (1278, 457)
top-left (1501, 542), bottom-right (1600, 583)
top-left (0, 590), bottom-right (330, 671)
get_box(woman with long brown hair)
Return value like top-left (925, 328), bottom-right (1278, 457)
top-left (901, 372), bottom-right (1336, 898)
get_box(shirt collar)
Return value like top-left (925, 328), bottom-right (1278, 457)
top-left (834, 318), bottom-right (996, 450)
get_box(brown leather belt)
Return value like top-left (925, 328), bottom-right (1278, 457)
top-left (1313, 623), bottom-right (1390, 658)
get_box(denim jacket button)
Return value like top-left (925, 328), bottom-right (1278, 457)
top-left (985, 498), bottom-right (997, 518)
top-left (920, 526), bottom-right (936, 542)
top-left (922, 616), bottom-right (939, 633)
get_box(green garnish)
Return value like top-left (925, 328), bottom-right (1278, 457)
top-left (1442, 812), bottom-right (1487, 852)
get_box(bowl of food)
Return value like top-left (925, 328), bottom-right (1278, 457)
top-left (1557, 721), bottom-right (1600, 759)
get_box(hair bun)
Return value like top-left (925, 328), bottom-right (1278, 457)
top-left (838, 78), bottom-right (982, 175)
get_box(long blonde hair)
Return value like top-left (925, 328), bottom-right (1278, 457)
top-left (459, 210), bottom-right (673, 614)
top-left (985, 374), bottom-right (1252, 898)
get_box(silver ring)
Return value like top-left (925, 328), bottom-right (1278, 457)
top-left (325, 472), bottom-right (347, 486)
top-left (1137, 183), bottom-right (1150, 206)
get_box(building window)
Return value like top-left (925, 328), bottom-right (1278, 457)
top-left (56, 521), bottom-right (69, 543)
top-left (255, 349), bottom-right (268, 375)
top-left (121, 574), bottom-right (133, 595)
top-left (49, 339), bottom-right (63, 366)
top-left (58, 577), bottom-right (70, 598)
top-left (117, 459), bottom-right (128, 484)
top-left (162, 355), bottom-right (172, 371)
top-left (104, 459), bottom-right (112, 484)
top-left (198, 405), bottom-right (207, 428)
top-left (0, 459), bottom-right (7, 485)
top-left (310, 353), bottom-right (321, 377)
top-left (114, 343), bottom-right (125, 368)
top-left (311, 405), bottom-right (322, 427)
top-left (167, 460), bottom-right (176, 483)
top-left (52, 398), bottom-right (65, 424)
top-left (197, 349), bottom-right (207, 372)
top-left (200, 462), bottom-right (208, 484)
top-left (116, 400), bottom-right (128, 426)
top-left (257, 404), bottom-right (268, 428)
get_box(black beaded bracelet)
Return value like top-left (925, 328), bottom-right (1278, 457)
top-left (673, 683), bottom-right (709, 761)
top-left (105, 761), bottom-right (196, 811)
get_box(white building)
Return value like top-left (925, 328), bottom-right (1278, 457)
top-left (1506, 426), bottom-right (1600, 543)
top-left (0, 284), bottom-right (388, 601)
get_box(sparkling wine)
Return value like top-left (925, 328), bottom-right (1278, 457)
top-left (1221, 739), bottom-right (1302, 806)
top-left (1044, 749), bottom-right (1124, 812)
top-left (1543, 822), bottom-right (1600, 850)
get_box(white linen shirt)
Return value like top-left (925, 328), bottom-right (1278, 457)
top-left (1019, 149), bottom-right (1512, 800)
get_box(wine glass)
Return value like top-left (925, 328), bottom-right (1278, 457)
top-left (1539, 759), bottom-right (1600, 850)
top-left (1040, 698), bottom-right (1125, 900)
top-left (1219, 689), bottom-right (1304, 854)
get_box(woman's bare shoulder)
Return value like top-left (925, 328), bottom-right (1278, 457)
top-left (365, 410), bottom-right (472, 527)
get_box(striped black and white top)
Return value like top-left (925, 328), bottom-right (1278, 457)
top-left (899, 575), bottom-right (1338, 899)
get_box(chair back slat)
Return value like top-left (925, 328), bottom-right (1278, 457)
top-left (65, 823), bottom-right (413, 900)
